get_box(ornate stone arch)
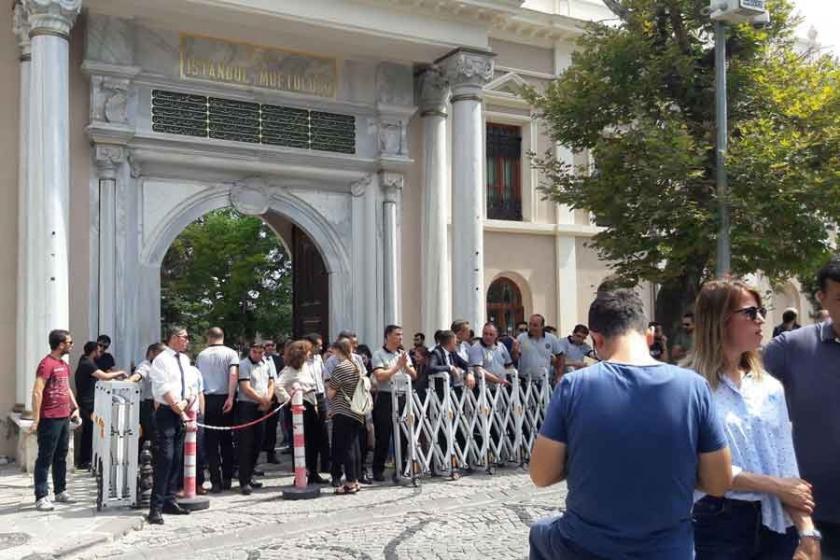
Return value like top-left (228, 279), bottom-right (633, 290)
top-left (139, 179), bottom-right (352, 340)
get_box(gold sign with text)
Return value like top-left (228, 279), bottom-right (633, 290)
top-left (179, 34), bottom-right (337, 98)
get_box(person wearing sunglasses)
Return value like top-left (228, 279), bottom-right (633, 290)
top-left (95, 334), bottom-right (116, 372)
top-left (686, 279), bottom-right (820, 560)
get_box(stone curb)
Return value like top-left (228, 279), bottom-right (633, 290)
top-left (22, 516), bottom-right (145, 560)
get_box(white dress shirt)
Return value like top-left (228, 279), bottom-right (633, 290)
top-left (150, 347), bottom-right (197, 406)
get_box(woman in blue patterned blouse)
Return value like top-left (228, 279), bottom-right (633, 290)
top-left (686, 279), bottom-right (821, 560)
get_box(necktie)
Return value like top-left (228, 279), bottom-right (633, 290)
top-left (174, 352), bottom-right (185, 399)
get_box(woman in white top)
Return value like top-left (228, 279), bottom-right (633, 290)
top-left (687, 279), bottom-right (820, 559)
top-left (275, 340), bottom-right (327, 485)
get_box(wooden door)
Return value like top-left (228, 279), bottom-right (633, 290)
top-left (292, 225), bottom-right (329, 342)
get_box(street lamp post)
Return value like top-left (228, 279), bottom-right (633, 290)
top-left (714, 20), bottom-right (730, 277)
top-left (709, 0), bottom-right (768, 278)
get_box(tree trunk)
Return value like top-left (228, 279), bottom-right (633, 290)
top-left (654, 268), bottom-right (704, 339)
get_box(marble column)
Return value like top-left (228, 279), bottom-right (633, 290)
top-left (381, 172), bottom-right (403, 326)
top-left (94, 144), bottom-right (125, 353)
top-left (13, 1), bottom-right (31, 413)
top-left (438, 48), bottom-right (495, 329)
top-left (417, 67), bottom-right (451, 337)
top-left (21, 0), bottom-right (81, 413)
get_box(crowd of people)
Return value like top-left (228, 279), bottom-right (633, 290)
top-left (529, 256), bottom-right (840, 560)
top-left (26, 255), bottom-right (839, 558)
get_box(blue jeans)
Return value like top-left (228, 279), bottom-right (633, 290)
top-left (693, 496), bottom-right (799, 559)
top-left (34, 417), bottom-right (70, 500)
top-left (529, 516), bottom-right (607, 560)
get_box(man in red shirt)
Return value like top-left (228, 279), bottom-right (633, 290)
top-left (30, 329), bottom-right (80, 511)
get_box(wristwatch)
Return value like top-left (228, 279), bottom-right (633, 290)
top-left (799, 528), bottom-right (822, 541)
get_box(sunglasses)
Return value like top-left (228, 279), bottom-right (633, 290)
top-left (733, 306), bottom-right (767, 321)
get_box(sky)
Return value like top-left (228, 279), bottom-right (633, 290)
top-left (792, 0), bottom-right (839, 54)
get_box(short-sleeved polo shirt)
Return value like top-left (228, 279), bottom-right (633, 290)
top-left (468, 342), bottom-right (512, 377)
top-left (371, 347), bottom-right (413, 392)
top-left (516, 333), bottom-right (563, 378)
top-left (237, 357), bottom-right (275, 403)
top-left (196, 344), bottom-right (239, 396)
top-left (763, 321), bottom-right (840, 524)
top-left (540, 361), bottom-right (727, 558)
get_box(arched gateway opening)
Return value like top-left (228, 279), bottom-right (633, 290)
top-left (160, 207), bottom-right (329, 348)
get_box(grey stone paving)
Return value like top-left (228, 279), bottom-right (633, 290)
top-left (74, 465), bottom-right (566, 560)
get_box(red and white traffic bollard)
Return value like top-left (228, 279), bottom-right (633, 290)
top-left (177, 407), bottom-right (209, 510)
top-left (282, 384), bottom-right (320, 500)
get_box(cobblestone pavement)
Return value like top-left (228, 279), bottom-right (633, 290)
top-left (76, 461), bottom-right (567, 560)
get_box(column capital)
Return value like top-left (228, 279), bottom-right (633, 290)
top-left (380, 171), bottom-right (404, 203)
top-left (94, 144), bottom-right (125, 179)
top-left (416, 66), bottom-right (449, 118)
top-left (25, 0), bottom-right (81, 39)
top-left (436, 47), bottom-right (495, 100)
top-left (12, 1), bottom-right (31, 60)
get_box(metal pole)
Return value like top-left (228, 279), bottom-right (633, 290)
top-left (714, 20), bottom-right (731, 277)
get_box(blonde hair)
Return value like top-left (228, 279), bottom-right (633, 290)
top-left (683, 279), bottom-right (764, 389)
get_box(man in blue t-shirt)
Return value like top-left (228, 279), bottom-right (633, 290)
top-left (528, 289), bottom-right (732, 560)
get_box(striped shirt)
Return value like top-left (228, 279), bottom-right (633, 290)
top-left (196, 344), bottom-right (240, 395)
top-left (328, 359), bottom-right (364, 423)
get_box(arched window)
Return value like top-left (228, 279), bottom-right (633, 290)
top-left (486, 277), bottom-right (524, 335)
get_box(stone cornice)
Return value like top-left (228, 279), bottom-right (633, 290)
top-left (25, 0), bottom-right (81, 39)
top-left (380, 171), bottom-right (404, 202)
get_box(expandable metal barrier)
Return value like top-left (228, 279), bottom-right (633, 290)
top-left (91, 380), bottom-right (141, 510)
top-left (390, 368), bottom-right (552, 486)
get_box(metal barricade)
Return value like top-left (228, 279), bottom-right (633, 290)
top-left (387, 365), bottom-right (555, 485)
top-left (91, 380), bottom-right (140, 510)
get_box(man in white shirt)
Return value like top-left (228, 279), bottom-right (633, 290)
top-left (370, 325), bottom-right (417, 482)
top-left (469, 323), bottom-right (513, 385)
top-left (557, 324), bottom-right (596, 379)
top-left (195, 327), bottom-right (239, 492)
top-left (148, 326), bottom-right (196, 524)
top-left (516, 314), bottom-right (564, 383)
top-left (450, 320), bottom-right (476, 390)
top-left (129, 343), bottom-right (165, 458)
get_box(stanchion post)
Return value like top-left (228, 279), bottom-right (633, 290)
top-left (282, 385), bottom-right (320, 500)
top-left (177, 408), bottom-right (209, 511)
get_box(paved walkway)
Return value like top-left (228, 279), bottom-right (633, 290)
top-left (0, 458), bottom-right (566, 559)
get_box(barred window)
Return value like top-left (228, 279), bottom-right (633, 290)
top-left (486, 123), bottom-right (522, 221)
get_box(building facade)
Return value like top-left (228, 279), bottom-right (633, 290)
top-left (1, 0), bottom-right (812, 455)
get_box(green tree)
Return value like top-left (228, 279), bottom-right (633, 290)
top-left (161, 209), bottom-right (292, 351)
top-left (524, 0), bottom-right (840, 330)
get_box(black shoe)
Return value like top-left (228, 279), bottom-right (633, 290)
top-left (240, 484), bottom-right (253, 495)
top-left (210, 484), bottom-right (223, 494)
top-left (250, 480), bottom-right (264, 489)
top-left (162, 503), bottom-right (190, 515)
top-left (222, 479), bottom-right (232, 491)
top-left (372, 473), bottom-right (385, 482)
top-left (265, 451), bottom-right (280, 464)
top-left (359, 474), bottom-right (373, 485)
top-left (147, 510), bottom-right (164, 525)
top-left (331, 477), bottom-right (341, 488)
top-left (253, 469), bottom-right (265, 477)
top-left (77, 462), bottom-right (91, 471)
top-left (309, 474), bottom-right (328, 484)
top-left (280, 448), bottom-right (292, 455)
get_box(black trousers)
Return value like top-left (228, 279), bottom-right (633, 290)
top-left (235, 402), bottom-right (264, 486)
top-left (262, 395), bottom-right (279, 454)
top-left (316, 393), bottom-right (331, 472)
top-left (78, 403), bottom-right (94, 467)
top-left (138, 399), bottom-right (156, 456)
top-left (151, 407), bottom-right (183, 512)
top-left (34, 417), bottom-right (69, 500)
top-left (203, 394), bottom-right (234, 486)
top-left (332, 414), bottom-right (362, 483)
top-left (372, 391), bottom-right (406, 476)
